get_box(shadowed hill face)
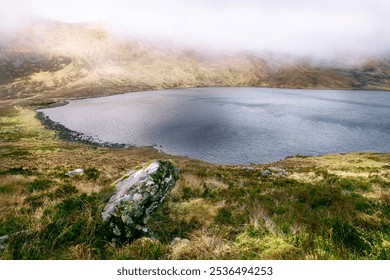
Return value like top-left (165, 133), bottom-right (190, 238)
top-left (0, 51), bottom-right (72, 85)
top-left (1, 20), bottom-right (390, 103)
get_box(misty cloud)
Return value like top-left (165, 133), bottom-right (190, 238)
top-left (1, 0), bottom-right (390, 57)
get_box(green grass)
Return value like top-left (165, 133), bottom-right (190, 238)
top-left (0, 185), bottom-right (13, 194)
top-left (27, 179), bottom-right (52, 193)
top-left (0, 167), bottom-right (34, 176)
top-left (0, 216), bottom-right (28, 237)
top-left (84, 168), bottom-right (100, 180)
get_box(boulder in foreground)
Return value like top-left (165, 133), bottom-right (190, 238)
top-left (101, 160), bottom-right (179, 242)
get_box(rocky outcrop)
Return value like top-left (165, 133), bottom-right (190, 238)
top-left (101, 160), bottom-right (179, 242)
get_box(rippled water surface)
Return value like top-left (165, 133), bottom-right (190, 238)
top-left (39, 87), bottom-right (390, 164)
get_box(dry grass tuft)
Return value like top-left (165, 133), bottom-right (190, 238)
top-left (170, 230), bottom-right (232, 260)
top-left (247, 203), bottom-right (278, 234)
top-left (177, 199), bottom-right (219, 227)
top-left (67, 244), bottom-right (95, 260)
top-left (288, 172), bottom-right (322, 183)
top-left (0, 174), bottom-right (31, 189)
top-left (170, 174), bottom-right (204, 201)
top-left (205, 178), bottom-right (229, 190)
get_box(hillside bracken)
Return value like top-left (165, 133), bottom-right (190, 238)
top-left (0, 106), bottom-right (388, 259)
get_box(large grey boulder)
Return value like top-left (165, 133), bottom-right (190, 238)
top-left (102, 160), bottom-right (179, 242)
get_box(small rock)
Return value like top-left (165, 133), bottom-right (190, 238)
top-left (0, 235), bottom-right (8, 241)
top-left (262, 169), bottom-right (272, 176)
top-left (0, 235), bottom-right (9, 250)
top-left (65, 168), bottom-right (84, 176)
top-left (171, 237), bottom-right (190, 246)
top-left (341, 190), bottom-right (351, 196)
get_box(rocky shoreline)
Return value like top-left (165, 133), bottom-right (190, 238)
top-left (36, 111), bottom-right (132, 148)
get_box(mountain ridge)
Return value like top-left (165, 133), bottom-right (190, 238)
top-left (1, 20), bottom-right (390, 104)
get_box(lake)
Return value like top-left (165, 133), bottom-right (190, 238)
top-left (38, 87), bottom-right (390, 164)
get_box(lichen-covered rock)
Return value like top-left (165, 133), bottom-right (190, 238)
top-left (102, 160), bottom-right (179, 242)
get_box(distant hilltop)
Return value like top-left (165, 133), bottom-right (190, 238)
top-left (1, 19), bottom-right (390, 104)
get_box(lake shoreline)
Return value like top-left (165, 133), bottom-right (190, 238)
top-left (36, 87), bottom-right (390, 165)
top-left (36, 111), bottom-right (131, 149)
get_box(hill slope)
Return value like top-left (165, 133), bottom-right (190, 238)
top-left (1, 20), bottom-right (390, 105)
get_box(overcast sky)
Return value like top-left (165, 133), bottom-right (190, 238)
top-left (1, 0), bottom-right (389, 57)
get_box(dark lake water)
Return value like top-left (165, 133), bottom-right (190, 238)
top-left (38, 87), bottom-right (390, 164)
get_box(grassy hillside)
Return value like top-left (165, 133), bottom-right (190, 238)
top-left (0, 106), bottom-right (388, 259)
top-left (1, 20), bottom-right (390, 106)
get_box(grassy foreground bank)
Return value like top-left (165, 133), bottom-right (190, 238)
top-left (0, 105), bottom-right (389, 259)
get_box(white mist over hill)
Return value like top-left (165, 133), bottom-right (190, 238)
top-left (1, 0), bottom-right (390, 59)
top-left (1, 0), bottom-right (390, 103)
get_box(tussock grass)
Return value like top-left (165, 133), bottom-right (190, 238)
top-left (0, 175), bottom-right (31, 193)
top-left (111, 238), bottom-right (169, 260)
top-left (169, 230), bottom-right (232, 260)
top-left (233, 230), bottom-right (300, 259)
